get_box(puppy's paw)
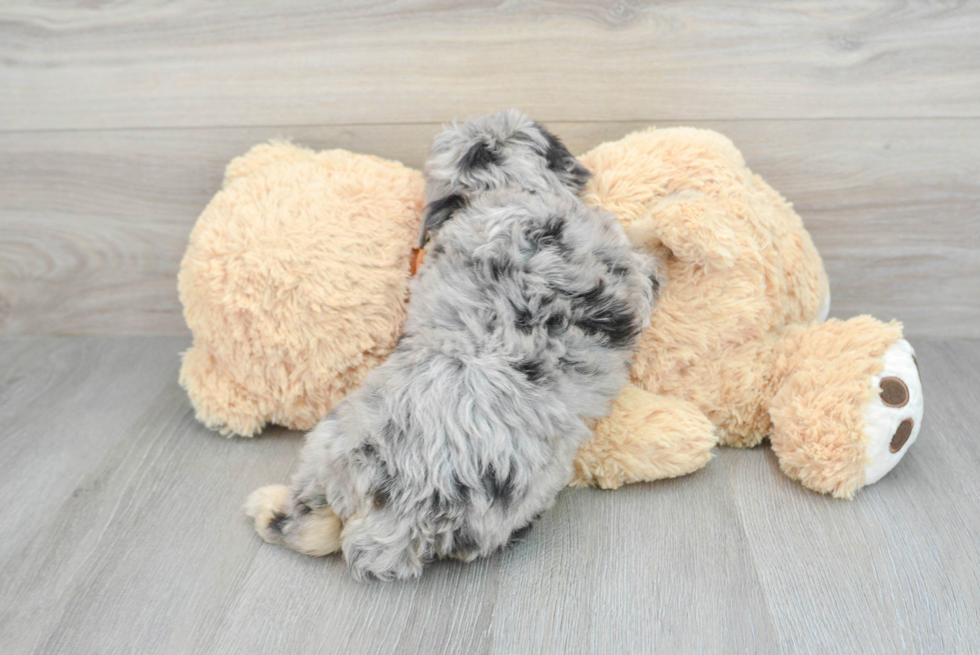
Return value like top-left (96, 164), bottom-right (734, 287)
top-left (244, 484), bottom-right (291, 545)
top-left (863, 339), bottom-right (924, 486)
top-left (291, 505), bottom-right (343, 557)
top-left (244, 485), bottom-right (342, 557)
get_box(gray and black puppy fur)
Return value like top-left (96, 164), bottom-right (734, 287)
top-left (246, 110), bottom-right (659, 581)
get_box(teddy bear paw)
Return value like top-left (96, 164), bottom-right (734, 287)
top-left (863, 339), bottom-right (924, 486)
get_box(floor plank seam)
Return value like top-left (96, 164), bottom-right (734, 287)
top-left (716, 452), bottom-right (783, 648)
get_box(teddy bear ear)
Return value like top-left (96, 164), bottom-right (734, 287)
top-left (624, 193), bottom-right (741, 271)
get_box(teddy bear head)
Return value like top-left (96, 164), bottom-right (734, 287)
top-left (178, 143), bottom-right (424, 436)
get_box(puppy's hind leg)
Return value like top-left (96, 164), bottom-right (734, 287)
top-left (341, 512), bottom-right (425, 581)
top-left (244, 485), bottom-right (342, 557)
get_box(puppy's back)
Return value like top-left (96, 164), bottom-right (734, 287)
top-left (306, 112), bottom-right (657, 580)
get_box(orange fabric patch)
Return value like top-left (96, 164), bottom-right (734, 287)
top-left (410, 248), bottom-right (426, 276)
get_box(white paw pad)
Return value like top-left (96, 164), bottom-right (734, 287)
top-left (863, 339), bottom-right (924, 486)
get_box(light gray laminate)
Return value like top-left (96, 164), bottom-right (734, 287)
top-left (4, 338), bottom-right (975, 653)
top-left (0, 337), bottom-right (186, 560)
top-left (488, 471), bottom-right (778, 654)
top-left (721, 339), bottom-right (980, 653)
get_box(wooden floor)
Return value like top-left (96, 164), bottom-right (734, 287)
top-left (0, 336), bottom-right (977, 654)
top-left (3, 1), bottom-right (980, 653)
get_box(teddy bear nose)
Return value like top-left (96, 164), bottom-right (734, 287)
top-left (880, 377), bottom-right (909, 407)
top-left (890, 418), bottom-right (914, 453)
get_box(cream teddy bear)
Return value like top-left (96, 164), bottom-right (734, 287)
top-left (571, 128), bottom-right (923, 498)
top-left (178, 127), bottom-right (923, 499)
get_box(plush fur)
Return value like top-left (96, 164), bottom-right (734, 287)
top-left (181, 122), bottom-right (923, 536)
top-left (576, 128), bottom-right (922, 498)
top-left (178, 145), bottom-right (424, 437)
top-left (247, 112), bottom-right (656, 580)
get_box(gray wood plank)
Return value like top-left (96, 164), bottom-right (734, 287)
top-left (2, 1), bottom-right (979, 130)
top-left (0, 337), bottom-right (187, 651)
top-left (2, 119), bottom-right (977, 338)
top-left (0, 386), bottom-right (302, 655)
top-left (0, 337), bottom-right (185, 560)
top-left (721, 339), bottom-right (980, 654)
top-left (0, 337), bottom-right (51, 385)
top-left (488, 469), bottom-right (779, 654)
top-left (0, 337), bottom-right (774, 655)
top-left (0, 338), bottom-right (497, 655)
top-left (207, 541), bottom-right (498, 655)
top-left (2, 337), bottom-right (979, 653)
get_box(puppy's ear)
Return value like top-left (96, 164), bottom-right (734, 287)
top-left (461, 141), bottom-right (500, 172)
top-left (535, 124), bottom-right (592, 191)
top-left (419, 193), bottom-right (467, 246)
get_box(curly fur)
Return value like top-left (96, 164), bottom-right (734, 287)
top-left (247, 111), bottom-right (657, 580)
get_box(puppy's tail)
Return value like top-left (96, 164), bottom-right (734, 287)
top-left (244, 485), bottom-right (342, 557)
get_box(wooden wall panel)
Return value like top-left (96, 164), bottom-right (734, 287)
top-left (1, 1), bottom-right (977, 336)
top-left (2, 1), bottom-right (979, 130)
top-left (2, 120), bottom-right (976, 337)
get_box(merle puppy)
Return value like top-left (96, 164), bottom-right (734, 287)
top-left (246, 110), bottom-right (658, 580)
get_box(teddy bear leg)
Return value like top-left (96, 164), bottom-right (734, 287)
top-left (571, 384), bottom-right (718, 489)
top-left (768, 317), bottom-right (923, 499)
top-left (861, 338), bottom-right (924, 485)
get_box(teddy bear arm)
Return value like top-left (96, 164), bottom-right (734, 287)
top-left (623, 202), bottom-right (740, 272)
top-left (570, 384), bottom-right (718, 489)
